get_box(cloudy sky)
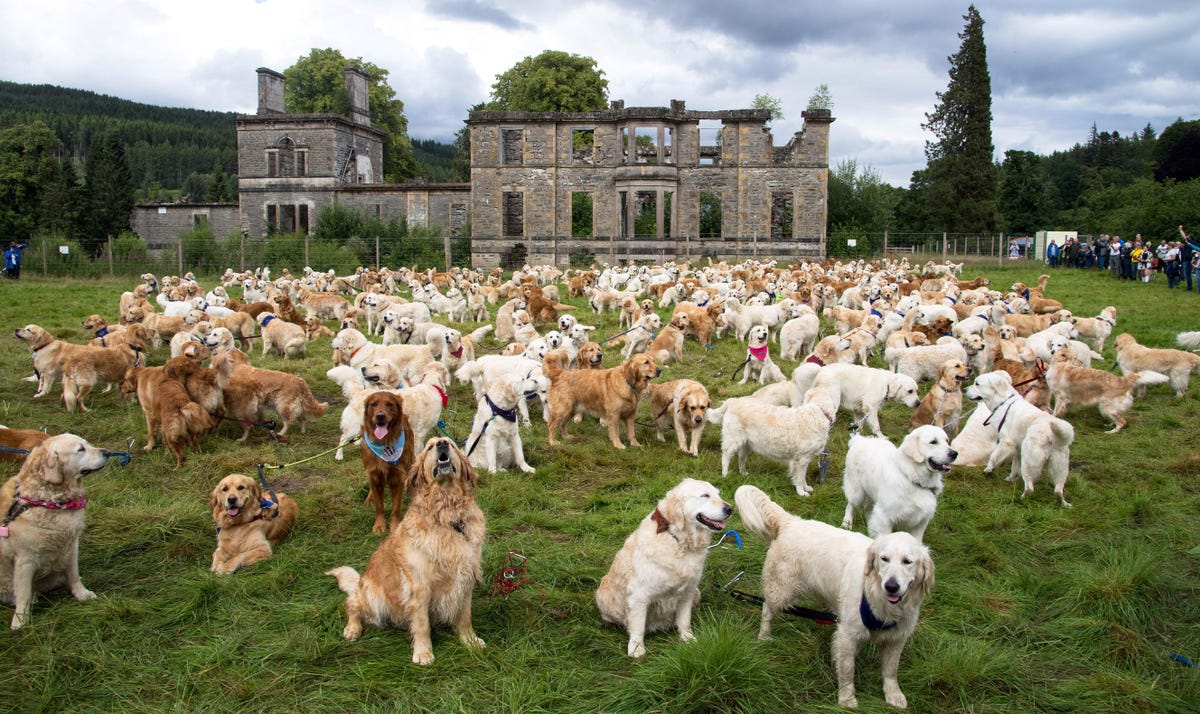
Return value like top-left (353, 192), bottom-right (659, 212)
top-left (2, 0), bottom-right (1197, 186)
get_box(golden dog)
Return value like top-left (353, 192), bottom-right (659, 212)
top-left (209, 474), bottom-right (299, 574)
top-left (360, 391), bottom-right (416, 534)
top-left (645, 379), bottom-right (711, 456)
top-left (545, 353), bottom-right (660, 449)
top-left (328, 438), bottom-right (486, 665)
top-left (908, 359), bottom-right (969, 433)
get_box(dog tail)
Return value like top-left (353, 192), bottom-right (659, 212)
top-left (705, 400), bottom-right (728, 425)
top-left (303, 391), bottom-right (330, 419)
top-left (1176, 331), bottom-right (1200, 352)
top-left (542, 351), bottom-right (566, 381)
top-left (553, 302), bottom-right (577, 312)
top-left (1129, 371), bottom-right (1170, 388)
top-left (468, 324), bottom-right (493, 342)
top-left (326, 566), bottom-right (360, 595)
top-left (181, 402), bottom-right (213, 430)
top-left (454, 360), bottom-right (480, 385)
top-left (62, 375), bottom-right (81, 413)
top-left (735, 485), bottom-right (790, 542)
top-left (263, 494), bottom-right (299, 544)
top-left (1049, 416), bottom-right (1075, 445)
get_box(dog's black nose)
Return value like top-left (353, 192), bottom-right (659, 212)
top-left (693, 416), bottom-right (704, 425)
top-left (722, 503), bottom-right (733, 517)
top-left (436, 440), bottom-right (451, 460)
top-left (948, 449), bottom-right (958, 461)
top-left (885, 579), bottom-right (901, 595)
top-left (373, 413), bottom-right (387, 425)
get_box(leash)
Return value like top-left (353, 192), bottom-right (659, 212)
top-left (217, 415), bottom-right (288, 442)
top-left (0, 444), bottom-right (132, 466)
top-left (599, 324), bottom-right (653, 345)
top-left (491, 551), bottom-right (545, 599)
top-left (723, 571), bottom-right (838, 625)
top-left (259, 436), bottom-right (360, 474)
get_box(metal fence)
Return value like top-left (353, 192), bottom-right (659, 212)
top-left (17, 230), bottom-right (1027, 278)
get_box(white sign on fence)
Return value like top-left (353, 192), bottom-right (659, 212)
top-left (846, 239), bottom-right (857, 247)
top-left (58, 245), bottom-right (70, 255)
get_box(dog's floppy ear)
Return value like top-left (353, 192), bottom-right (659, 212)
top-left (209, 480), bottom-right (223, 514)
top-left (915, 547), bottom-right (936, 598)
top-left (863, 539), bottom-right (880, 580)
top-left (23, 442), bottom-right (62, 485)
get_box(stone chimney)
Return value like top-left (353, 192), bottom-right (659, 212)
top-left (345, 67), bottom-right (371, 126)
top-left (256, 68), bottom-right (285, 115)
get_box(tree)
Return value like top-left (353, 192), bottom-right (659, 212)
top-left (998, 150), bottom-right (1049, 234)
top-left (82, 134), bottom-right (135, 256)
top-left (828, 158), bottom-right (901, 234)
top-left (0, 121), bottom-right (61, 243)
top-left (806, 84), bottom-right (833, 112)
top-left (488, 50), bottom-right (608, 112)
top-left (917, 5), bottom-right (997, 232)
top-left (752, 93), bottom-right (785, 121)
top-left (284, 48), bottom-right (421, 182)
top-left (1153, 118), bottom-right (1200, 183)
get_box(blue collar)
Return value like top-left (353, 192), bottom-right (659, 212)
top-left (363, 429), bottom-right (406, 464)
top-left (860, 594), bottom-right (898, 631)
top-left (95, 325), bottom-right (110, 338)
top-left (485, 394), bottom-right (517, 422)
top-left (870, 309), bottom-right (883, 318)
top-left (261, 314), bottom-right (276, 327)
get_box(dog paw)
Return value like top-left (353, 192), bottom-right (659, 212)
top-left (519, 465), bottom-right (535, 474)
top-left (371, 523), bottom-right (388, 535)
top-left (628, 643), bottom-right (646, 658)
top-left (885, 691), bottom-right (907, 709)
top-left (342, 624), bottom-right (361, 641)
top-left (72, 587), bottom-right (96, 602)
top-left (413, 650), bottom-right (435, 665)
top-left (679, 631), bottom-right (695, 643)
top-left (465, 635), bottom-right (485, 649)
top-left (838, 695), bottom-right (859, 709)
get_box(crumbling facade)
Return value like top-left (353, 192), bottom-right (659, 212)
top-left (467, 100), bottom-right (832, 267)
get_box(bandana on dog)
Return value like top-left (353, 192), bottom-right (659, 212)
top-left (363, 429), bottom-right (406, 464)
top-left (748, 345), bottom-right (769, 362)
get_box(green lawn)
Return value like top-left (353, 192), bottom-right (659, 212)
top-left (1, 263), bottom-right (1198, 713)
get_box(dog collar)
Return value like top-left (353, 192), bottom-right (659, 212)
top-left (434, 384), bottom-right (449, 408)
top-left (362, 429), bottom-right (406, 465)
top-left (449, 345), bottom-right (464, 359)
top-left (805, 354), bottom-right (825, 367)
top-left (1, 489), bottom-right (87, 537)
top-left (1097, 316), bottom-right (1115, 327)
top-left (870, 309), bottom-right (883, 318)
top-left (95, 325), bottom-right (110, 339)
top-left (860, 594), bottom-right (898, 631)
top-left (748, 345), bottom-right (769, 362)
top-left (650, 507), bottom-right (676, 539)
top-left (485, 394), bottom-right (517, 422)
top-left (261, 314), bottom-right (276, 327)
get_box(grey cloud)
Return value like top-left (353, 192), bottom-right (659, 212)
top-left (425, 0), bottom-right (533, 31)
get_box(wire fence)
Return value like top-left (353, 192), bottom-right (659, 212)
top-left (14, 230), bottom-right (1032, 279)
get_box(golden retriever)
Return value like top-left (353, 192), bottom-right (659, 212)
top-left (213, 350), bottom-right (329, 440)
top-left (645, 379), bottom-right (710, 456)
top-left (1045, 349), bottom-right (1168, 433)
top-left (545, 353), bottom-right (660, 450)
top-left (121, 365), bottom-right (215, 468)
top-left (595, 478), bottom-right (732, 657)
top-left (258, 313), bottom-right (307, 359)
top-left (0, 426), bottom-right (49, 463)
top-left (1113, 333), bottom-right (1200, 398)
top-left (1, 434), bottom-right (113, 629)
top-left (736, 485), bottom-right (934, 709)
top-left (14, 324), bottom-right (92, 399)
top-left (328, 437), bottom-right (486, 664)
top-left (60, 343), bottom-right (146, 413)
top-left (209, 474), bottom-right (299, 574)
top-left (360, 391), bottom-right (416, 534)
top-left (908, 359), bottom-right (969, 433)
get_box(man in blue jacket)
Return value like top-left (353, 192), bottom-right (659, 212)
top-left (4, 241), bottom-right (27, 279)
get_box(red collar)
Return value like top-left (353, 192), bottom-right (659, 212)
top-left (433, 384), bottom-right (449, 408)
top-left (19, 494), bottom-right (86, 510)
top-left (349, 344), bottom-right (364, 361)
top-left (449, 345), bottom-right (464, 359)
top-left (805, 354), bottom-right (825, 366)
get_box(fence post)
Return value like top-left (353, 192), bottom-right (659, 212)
top-left (177, 240), bottom-right (182, 275)
top-left (107, 234), bottom-right (114, 278)
top-left (239, 231), bottom-right (245, 272)
top-left (304, 233), bottom-right (310, 267)
top-left (999, 232), bottom-right (1005, 268)
top-left (942, 232), bottom-right (948, 261)
top-left (443, 230), bottom-right (452, 271)
top-left (375, 234), bottom-right (380, 269)
top-left (41, 237), bottom-right (47, 276)
top-left (883, 230), bottom-right (888, 257)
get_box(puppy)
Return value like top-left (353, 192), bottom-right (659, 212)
top-left (1114, 333), bottom-right (1200, 398)
top-left (965, 371), bottom-right (1075, 506)
top-left (1, 434), bottom-right (113, 629)
top-left (595, 478), bottom-right (732, 658)
top-left (841, 426), bottom-right (957, 541)
top-left (736, 485), bottom-right (934, 709)
top-left (464, 377), bottom-right (534, 474)
top-left (1045, 349), bottom-right (1168, 433)
top-left (360, 391), bottom-right (416, 534)
top-left (908, 360), bottom-right (969, 433)
top-left (545, 354), bottom-right (660, 450)
top-left (645, 379), bottom-right (711, 456)
top-left (328, 438), bottom-right (486, 664)
top-left (739, 325), bottom-right (786, 385)
top-left (209, 474), bottom-right (298, 574)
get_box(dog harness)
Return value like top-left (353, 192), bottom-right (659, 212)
top-left (859, 594), bottom-right (899, 631)
top-left (464, 394), bottom-right (518, 456)
top-left (260, 314), bottom-right (276, 327)
top-left (363, 429), bottom-right (407, 465)
top-left (95, 325), bottom-right (109, 346)
top-left (0, 488), bottom-right (86, 538)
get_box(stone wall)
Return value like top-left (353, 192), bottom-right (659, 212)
top-left (130, 203), bottom-right (241, 252)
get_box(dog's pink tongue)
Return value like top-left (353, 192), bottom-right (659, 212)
top-left (226, 507), bottom-right (240, 517)
top-left (374, 425), bottom-right (389, 440)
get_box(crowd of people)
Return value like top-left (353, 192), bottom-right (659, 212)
top-left (1042, 226), bottom-right (1199, 291)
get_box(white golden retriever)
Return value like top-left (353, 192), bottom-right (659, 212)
top-left (707, 387), bottom-right (839, 496)
top-left (595, 478), bottom-right (732, 658)
top-left (965, 371), bottom-right (1075, 506)
top-left (841, 426), bottom-right (956, 541)
top-left (793, 363), bottom-right (922, 437)
top-left (464, 377), bottom-right (535, 474)
top-left (736, 485), bottom-right (934, 709)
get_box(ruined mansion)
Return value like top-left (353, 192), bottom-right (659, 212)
top-left (132, 67), bottom-right (833, 268)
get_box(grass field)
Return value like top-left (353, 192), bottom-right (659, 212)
top-left (1, 263), bottom-right (1198, 713)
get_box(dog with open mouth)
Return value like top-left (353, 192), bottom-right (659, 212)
top-left (841, 425), bottom-right (956, 542)
top-left (209, 474), bottom-right (298, 574)
top-left (360, 391), bottom-right (416, 534)
top-left (328, 437), bottom-right (486, 665)
top-left (595, 478), bottom-right (732, 657)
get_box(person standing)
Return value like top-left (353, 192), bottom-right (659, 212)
top-left (1046, 239), bottom-right (1060, 267)
top-left (4, 242), bottom-right (25, 279)
top-left (1109, 236), bottom-right (1123, 278)
top-left (1165, 241), bottom-right (1182, 288)
top-left (1179, 226), bottom-right (1197, 291)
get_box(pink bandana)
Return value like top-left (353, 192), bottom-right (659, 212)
top-left (748, 345), bottom-right (769, 362)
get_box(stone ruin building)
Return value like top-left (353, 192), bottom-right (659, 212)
top-left (132, 68), bottom-right (833, 268)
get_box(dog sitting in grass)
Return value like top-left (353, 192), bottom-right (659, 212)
top-left (739, 325), bottom-right (786, 385)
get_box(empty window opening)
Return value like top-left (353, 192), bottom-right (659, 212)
top-left (700, 192), bottom-right (722, 238)
top-left (571, 129), bottom-right (595, 164)
top-left (771, 192), bottom-right (794, 239)
top-left (266, 150), bottom-right (279, 177)
top-left (571, 192), bottom-right (593, 237)
top-left (501, 129), bottom-right (523, 165)
top-left (698, 120), bottom-right (722, 166)
top-left (634, 127), bottom-right (659, 165)
top-left (296, 149), bottom-right (307, 176)
top-left (450, 203), bottom-right (468, 235)
top-left (503, 192), bottom-right (524, 237)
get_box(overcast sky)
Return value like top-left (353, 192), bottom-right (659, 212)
top-left (2, 0), bottom-right (1197, 186)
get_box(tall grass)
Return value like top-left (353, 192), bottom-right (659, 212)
top-left (0, 263), bottom-right (1198, 713)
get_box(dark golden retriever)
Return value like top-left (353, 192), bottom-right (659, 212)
top-left (328, 437), bottom-right (486, 665)
top-left (361, 391), bottom-right (416, 534)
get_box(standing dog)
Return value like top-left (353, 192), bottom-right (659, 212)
top-left (908, 360), bottom-right (969, 433)
top-left (328, 438), bottom-right (486, 665)
top-left (736, 485), bottom-right (934, 709)
top-left (645, 379), bottom-right (711, 457)
top-left (595, 478), bottom-right (732, 658)
top-left (360, 391), bottom-right (416, 534)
